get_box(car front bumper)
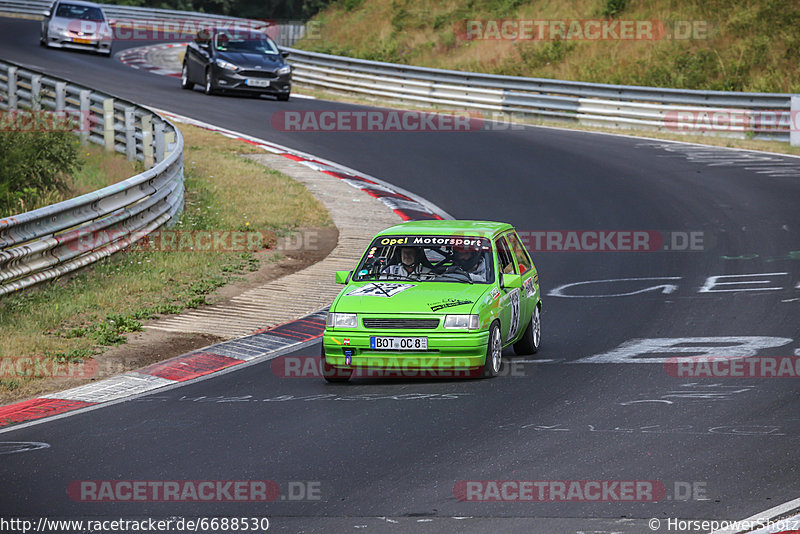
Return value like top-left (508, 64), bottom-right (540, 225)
top-left (214, 67), bottom-right (291, 95)
top-left (47, 32), bottom-right (111, 53)
top-left (322, 330), bottom-right (490, 373)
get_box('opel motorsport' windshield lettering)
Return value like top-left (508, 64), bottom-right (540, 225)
top-left (376, 236), bottom-right (489, 247)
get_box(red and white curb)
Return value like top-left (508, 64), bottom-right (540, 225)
top-left (0, 311), bottom-right (327, 430)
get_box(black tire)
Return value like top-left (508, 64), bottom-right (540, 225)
top-left (513, 304), bottom-right (541, 355)
top-left (181, 63), bottom-right (194, 90)
top-left (321, 344), bottom-right (352, 383)
top-left (481, 322), bottom-right (502, 378)
top-left (276, 92), bottom-right (290, 101)
top-left (204, 69), bottom-right (216, 95)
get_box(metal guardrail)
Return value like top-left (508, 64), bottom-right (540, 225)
top-left (0, 0), bottom-right (306, 47)
top-left (0, 59), bottom-right (184, 297)
top-left (285, 48), bottom-right (800, 145)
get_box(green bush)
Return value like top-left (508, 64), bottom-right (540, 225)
top-left (0, 131), bottom-right (81, 218)
top-left (600, 0), bottom-right (627, 17)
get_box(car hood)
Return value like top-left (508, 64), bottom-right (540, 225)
top-left (50, 16), bottom-right (109, 31)
top-left (333, 282), bottom-right (493, 315)
top-left (215, 51), bottom-right (284, 70)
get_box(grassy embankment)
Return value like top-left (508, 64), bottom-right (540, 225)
top-left (291, 0), bottom-right (800, 154)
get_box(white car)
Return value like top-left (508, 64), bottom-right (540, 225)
top-left (40, 0), bottom-right (113, 56)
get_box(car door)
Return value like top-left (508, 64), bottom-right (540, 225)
top-left (505, 230), bottom-right (537, 330)
top-left (185, 29), bottom-right (212, 82)
top-left (494, 235), bottom-right (521, 344)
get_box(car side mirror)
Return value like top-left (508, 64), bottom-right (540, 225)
top-left (335, 271), bottom-right (351, 284)
top-left (501, 273), bottom-right (522, 289)
top-left (42, 10), bottom-right (50, 17)
top-left (280, 49), bottom-right (290, 58)
top-left (108, 18), bottom-right (117, 26)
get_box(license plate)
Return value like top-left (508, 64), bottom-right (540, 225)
top-left (370, 336), bottom-right (427, 351)
top-left (72, 38), bottom-right (92, 44)
top-left (245, 78), bottom-right (270, 87)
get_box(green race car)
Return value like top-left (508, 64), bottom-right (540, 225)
top-left (322, 220), bottom-right (542, 382)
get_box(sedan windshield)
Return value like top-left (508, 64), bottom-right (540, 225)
top-left (354, 235), bottom-right (495, 284)
top-left (55, 4), bottom-right (105, 21)
top-left (214, 31), bottom-right (279, 54)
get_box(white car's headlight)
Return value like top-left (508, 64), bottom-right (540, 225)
top-left (444, 314), bottom-right (479, 330)
top-left (215, 59), bottom-right (240, 71)
top-left (326, 313), bottom-right (357, 328)
top-left (276, 65), bottom-right (291, 76)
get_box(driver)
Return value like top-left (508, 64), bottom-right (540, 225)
top-left (452, 243), bottom-right (487, 282)
top-left (382, 246), bottom-right (429, 279)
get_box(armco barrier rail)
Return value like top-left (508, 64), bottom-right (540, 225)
top-left (0, 59), bottom-right (184, 297)
top-left (0, 0), bottom-right (306, 47)
top-left (284, 48), bottom-right (799, 145)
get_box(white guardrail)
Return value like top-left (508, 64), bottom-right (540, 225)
top-left (284, 48), bottom-right (800, 145)
top-left (0, 59), bottom-right (184, 297)
top-left (0, 0), bottom-right (307, 47)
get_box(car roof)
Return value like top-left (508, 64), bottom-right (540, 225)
top-left (376, 220), bottom-right (515, 238)
top-left (56, 0), bottom-right (104, 8)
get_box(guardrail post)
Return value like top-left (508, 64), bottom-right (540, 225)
top-left (142, 114), bottom-right (154, 168)
top-left (103, 98), bottom-right (114, 152)
top-left (7, 66), bottom-right (18, 110)
top-left (124, 107), bottom-right (136, 161)
top-left (30, 74), bottom-right (41, 110)
top-left (55, 81), bottom-right (66, 111)
top-left (79, 90), bottom-right (91, 146)
top-left (154, 120), bottom-right (165, 163)
top-left (792, 96), bottom-right (800, 147)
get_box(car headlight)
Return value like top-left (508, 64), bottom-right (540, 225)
top-left (444, 314), bottom-right (479, 330)
top-left (215, 59), bottom-right (240, 71)
top-left (276, 65), bottom-right (291, 76)
top-left (326, 312), bottom-right (357, 328)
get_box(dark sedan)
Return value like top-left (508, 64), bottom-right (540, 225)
top-left (181, 27), bottom-right (291, 100)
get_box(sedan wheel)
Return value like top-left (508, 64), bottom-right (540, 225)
top-left (204, 70), bottom-right (215, 95)
top-left (181, 64), bottom-right (194, 90)
top-left (482, 322), bottom-right (502, 378)
top-left (513, 304), bottom-right (541, 355)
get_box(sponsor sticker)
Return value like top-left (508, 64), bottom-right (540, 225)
top-left (346, 283), bottom-right (416, 298)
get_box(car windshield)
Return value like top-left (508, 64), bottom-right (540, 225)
top-left (353, 235), bottom-right (495, 284)
top-left (55, 3), bottom-right (104, 20)
top-left (214, 31), bottom-right (279, 54)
